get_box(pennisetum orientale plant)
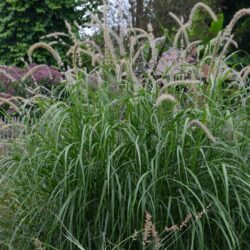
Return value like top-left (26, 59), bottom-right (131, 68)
top-left (0, 2), bottom-right (249, 250)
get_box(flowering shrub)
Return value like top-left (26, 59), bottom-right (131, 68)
top-left (0, 64), bottom-right (62, 114)
top-left (0, 66), bottom-right (24, 95)
top-left (26, 64), bottom-right (62, 84)
top-left (0, 64), bottom-right (62, 95)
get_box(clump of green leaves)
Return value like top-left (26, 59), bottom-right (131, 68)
top-left (0, 77), bottom-right (249, 249)
top-left (0, 0), bottom-right (100, 66)
top-left (189, 11), bottom-right (224, 43)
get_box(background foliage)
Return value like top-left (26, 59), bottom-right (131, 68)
top-left (0, 0), bottom-right (100, 66)
top-left (128, 0), bottom-right (250, 54)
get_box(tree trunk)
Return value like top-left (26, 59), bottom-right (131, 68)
top-left (135, 0), bottom-right (144, 28)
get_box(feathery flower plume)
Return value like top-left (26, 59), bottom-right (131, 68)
top-left (226, 8), bottom-right (250, 34)
top-left (28, 42), bottom-right (64, 67)
top-left (102, 0), bottom-right (110, 60)
top-left (182, 41), bottom-right (201, 58)
top-left (143, 211), bottom-right (153, 244)
top-left (224, 36), bottom-right (238, 49)
top-left (173, 23), bottom-right (189, 48)
top-left (92, 54), bottom-right (104, 67)
top-left (151, 224), bottom-right (161, 249)
top-left (165, 212), bottom-right (192, 232)
top-left (129, 36), bottom-right (136, 61)
top-left (127, 27), bottom-right (155, 68)
top-left (188, 119), bottom-right (216, 143)
top-left (165, 204), bottom-right (211, 232)
top-left (128, 62), bottom-right (140, 88)
top-left (0, 97), bottom-right (21, 114)
top-left (33, 238), bottom-right (45, 250)
top-left (41, 32), bottom-right (69, 39)
top-left (154, 36), bottom-right (165, 45)
top-left (174, 2), bottom-right (217, 46)
top-left (89, 13), bottom-right (120, 50)
top-left (207, 32), bottom-right (222, 77)
top-left (132, 45), bottom-right (145, 65)
top-left (88, 73), bottom-right (102, 90)
top-left (117, 59), bottom-right (127, 81)
top-left (81, 40), bottom-right (103, 56)
top-left (0, 69), bottom-right (16, 82)
top-left (73, 20), bottom-right (81, 30)
top-left (195, 203), bottom-right (212, 219)
top-left (187, 2), bottom-right (217, 28)
top-left (69, 42), bottom-right (94, 72)
top-left (155, 94), bottom-right (177, 107)
top-left (179, 213), bottom-right (192, 229)
top-left (129, 34), bottom-right (146, 63)
top-left (215, 35), bottom-right (234, 77)
top-left (25, 95), bottom-right (50, 106)
top-left (0, 96), bottom-right (25, 103)
top-left (21, 59), bottom-right (40, 85)
top-left (127, 27), bottom-right (151, 39)
top-left (118, 0), bottom-right (126, 56)
top-left (143, 211), bottom-right (161, 249)
top-left (90, 13), bottom-right (117, 64)
top-left (48, 41), bottom-right (59, 46)
top-left (0, 120), bottom-right (26, 131)
top-left (147, 24), bottom-right (158, 73)
top-left (169, 12), bottom-right (189, 47)
top-left (240, 66), bottom-right (250, 78)
top-left (21, 64), bottom-right (48, 82)
top-left (160, 80), bottom-right (201, 94)
top-left (65, 20), bottom-right (77, 43)
top-left (46, 37), bottom-right (70, 48)
top-left (131, 229), bottom-right (138, 241)
top-left (93, 0), bottom-right (120, 63)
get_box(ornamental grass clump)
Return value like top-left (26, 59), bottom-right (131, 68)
top-left (0, 2), bottom-right (250, 250)
top-left (0, 76), bottom-right (249, 249)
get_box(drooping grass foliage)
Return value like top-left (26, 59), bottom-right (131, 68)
top-left (0, 76), bottom-right (249, 249)
top-left (0, 2), bottom-right (250, 250)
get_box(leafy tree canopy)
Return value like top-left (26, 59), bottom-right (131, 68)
top-left (0, 0), bottom-right (100, 66)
